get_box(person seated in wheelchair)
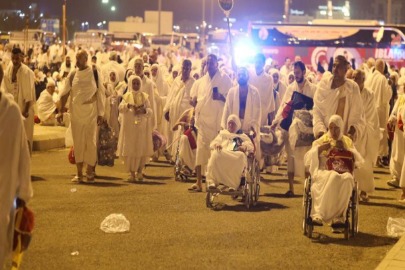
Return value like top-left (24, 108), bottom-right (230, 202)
top-left (304, 115), bottom-right (364, 230)
top-left (206, 114), bottom-right (254, 192)
top-left (172, 108), bottom-right (197, 176)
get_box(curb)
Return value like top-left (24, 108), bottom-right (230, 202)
top-left (376, 235), bottom-right (405, 269)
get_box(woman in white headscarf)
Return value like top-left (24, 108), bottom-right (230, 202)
top-left (117, 75), bottom-right (153, 182)
top-left (206, 114), bottom-right (254, 191)
top-left (304, 115), bottom-right (364, 226)
top-left (269, 68), bottom-right (287, 113)
top-left (105, 69), bottom-right (126, 137)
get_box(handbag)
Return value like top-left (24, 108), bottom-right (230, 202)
top-left (280, 91), bottom-right (314, 131)
top-left (326, 148), bottom-right (354, 174)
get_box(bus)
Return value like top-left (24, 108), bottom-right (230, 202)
top-left (248, 20), bottom-right (405, 70)
top-left (73, 30), bottom-right (112, 50)
top-left (9, 29), bottom-right (45, 48)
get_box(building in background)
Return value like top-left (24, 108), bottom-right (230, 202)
top-left (108, 11), bottom-right (173, 36)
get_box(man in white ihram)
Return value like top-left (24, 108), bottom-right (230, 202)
top-left (58, 50), bottom-right (106, 183)
top-left (221, 67), bottom-right (261, 159)
top-left (1, 47), bottom-right (36, 153)
top-left (364, 59), bottom-right (392, 166)
top-left (189, 54), bottom-right (233, 192)
top-left (249, 53), bottom-right (275, 126)
top-left (37, 80), bottom-right (58, 125)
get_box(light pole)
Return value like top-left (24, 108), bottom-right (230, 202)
top-left (284, 0), bottom-right (290, 23)
top-left (62, 0), bottom-right (66, 56)
top-left (387, 0), bottom-right (392, 24)
top-left (158, 0), bottom-right (161, 35)
top-left (201, 0), bottom-right (206, 52)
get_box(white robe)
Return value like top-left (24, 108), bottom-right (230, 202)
top-left (117, 92), bottom-right (153, 164)
top-left (164, 77), bottom-right (195, 130)
top-left (105, 81), bottom-right (126, 137)
top-left (62, 67), bottom-right (105, 165)
top-left (354, 88), bottom-right (380, 193)
top-left (0, 94), bottom-right (33, 267)
top-left (164, 77), bottom-right (195, 157)
top-left (1, 63), bottom-right (36, 151)
top-left (389, 94), bottom-right (405, 180)
top-left (141, 76), bottom-right (157, 130)
top-left (313, 77), bottom-right (365, 142)
top-left (304, 135), bottom-right (363, 223)
top-left (37, 90), bottom-right (56, 122)
top-left (365, 71), bottom-right (392, 156)
top-left (249, 72), bottom-right (275, 126)
top-left (206, 130), bottom-right (254, 189)
top-left (193, 71), bottom-right (233, 168)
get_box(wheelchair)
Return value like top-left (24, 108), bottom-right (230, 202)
top-left (173, 126), bottom-right (197, 182)
top-left (302, 151), bottom-right (359, 240)
top-left (206, 132), bottom-right (261, 210)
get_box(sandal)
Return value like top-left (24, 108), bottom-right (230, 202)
top-left (188, 183), bottom-right (202, 192)
top-left (71, 175), bottom-right (84, 183)
top-left (312, 217), bottom-right (323, 226)
top-left (86, 173), bottom-right (95, 183)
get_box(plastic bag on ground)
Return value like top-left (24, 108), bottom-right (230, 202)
top-left (387, 217), bottom-right (405, 237)
top-left (100, 214), bottom-right (130, 233)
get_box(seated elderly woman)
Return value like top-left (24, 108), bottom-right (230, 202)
top-left (206, 114), bottom-right (254, 191)
top-left (304, 115), bottom-right (364, 229)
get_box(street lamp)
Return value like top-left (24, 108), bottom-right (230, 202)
top-left (111, 6), bottom-right (116, 11)
top-left (158, 0), bottom-right (161, 35)
top-left (62, 0), bottom-right (66, 56)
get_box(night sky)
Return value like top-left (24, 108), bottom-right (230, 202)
top-left (0, 0), bottom-right (350, 25)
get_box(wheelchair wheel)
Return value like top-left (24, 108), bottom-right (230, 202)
top-left (307, 223), bottom-right (313, 238)
top-left (253, 184), bottom-right (260, 206)
top-left (206, 192), bottom-right (214, 208)
top-left (244, 185), bottom-right (251, 209)
top-left (253, 162), bottom-right (260, 206)
top-left (302, 177), bottom-right (312, 236)
top-left (344, 221), bottom-right (350, 240)
top-left (351, 187), bottom-right (359, 237)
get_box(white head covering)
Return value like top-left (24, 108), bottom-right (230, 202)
top-left (227, 114), bottom-right (242, 132)
top-left (127, 75), bottom-right (142, 92)
top-left (328, 114), bottom-right (344, 139)
top-left (172, 65), bottom-right (180, 73)
top-left (47, 80), bottom-right (56, 87)
top-left (52, 71), bottom-right (59, 81)
top-left (108, 69), bottom-right (119, 84)
top-left (400, 67), bottom-right (405, 78)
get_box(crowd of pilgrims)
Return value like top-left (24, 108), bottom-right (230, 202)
top-left (1, 42), bottom-right (405, 206)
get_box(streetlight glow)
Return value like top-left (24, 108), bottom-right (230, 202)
top-left (111, 6), bottom-right (116, 11)
top-left (102, 0), bottom-right (109, 3)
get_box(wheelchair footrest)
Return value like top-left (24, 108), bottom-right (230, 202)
top-left (331, 222), bottom-right (346, 229)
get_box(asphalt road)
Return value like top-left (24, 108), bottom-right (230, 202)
top-left (20, 148), bottom-right (405, 270)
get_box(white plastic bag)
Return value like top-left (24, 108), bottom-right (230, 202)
top-left (100, 214), bottom-right (130, 233)
top-left (387, 217), bottom-right (405, 237)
